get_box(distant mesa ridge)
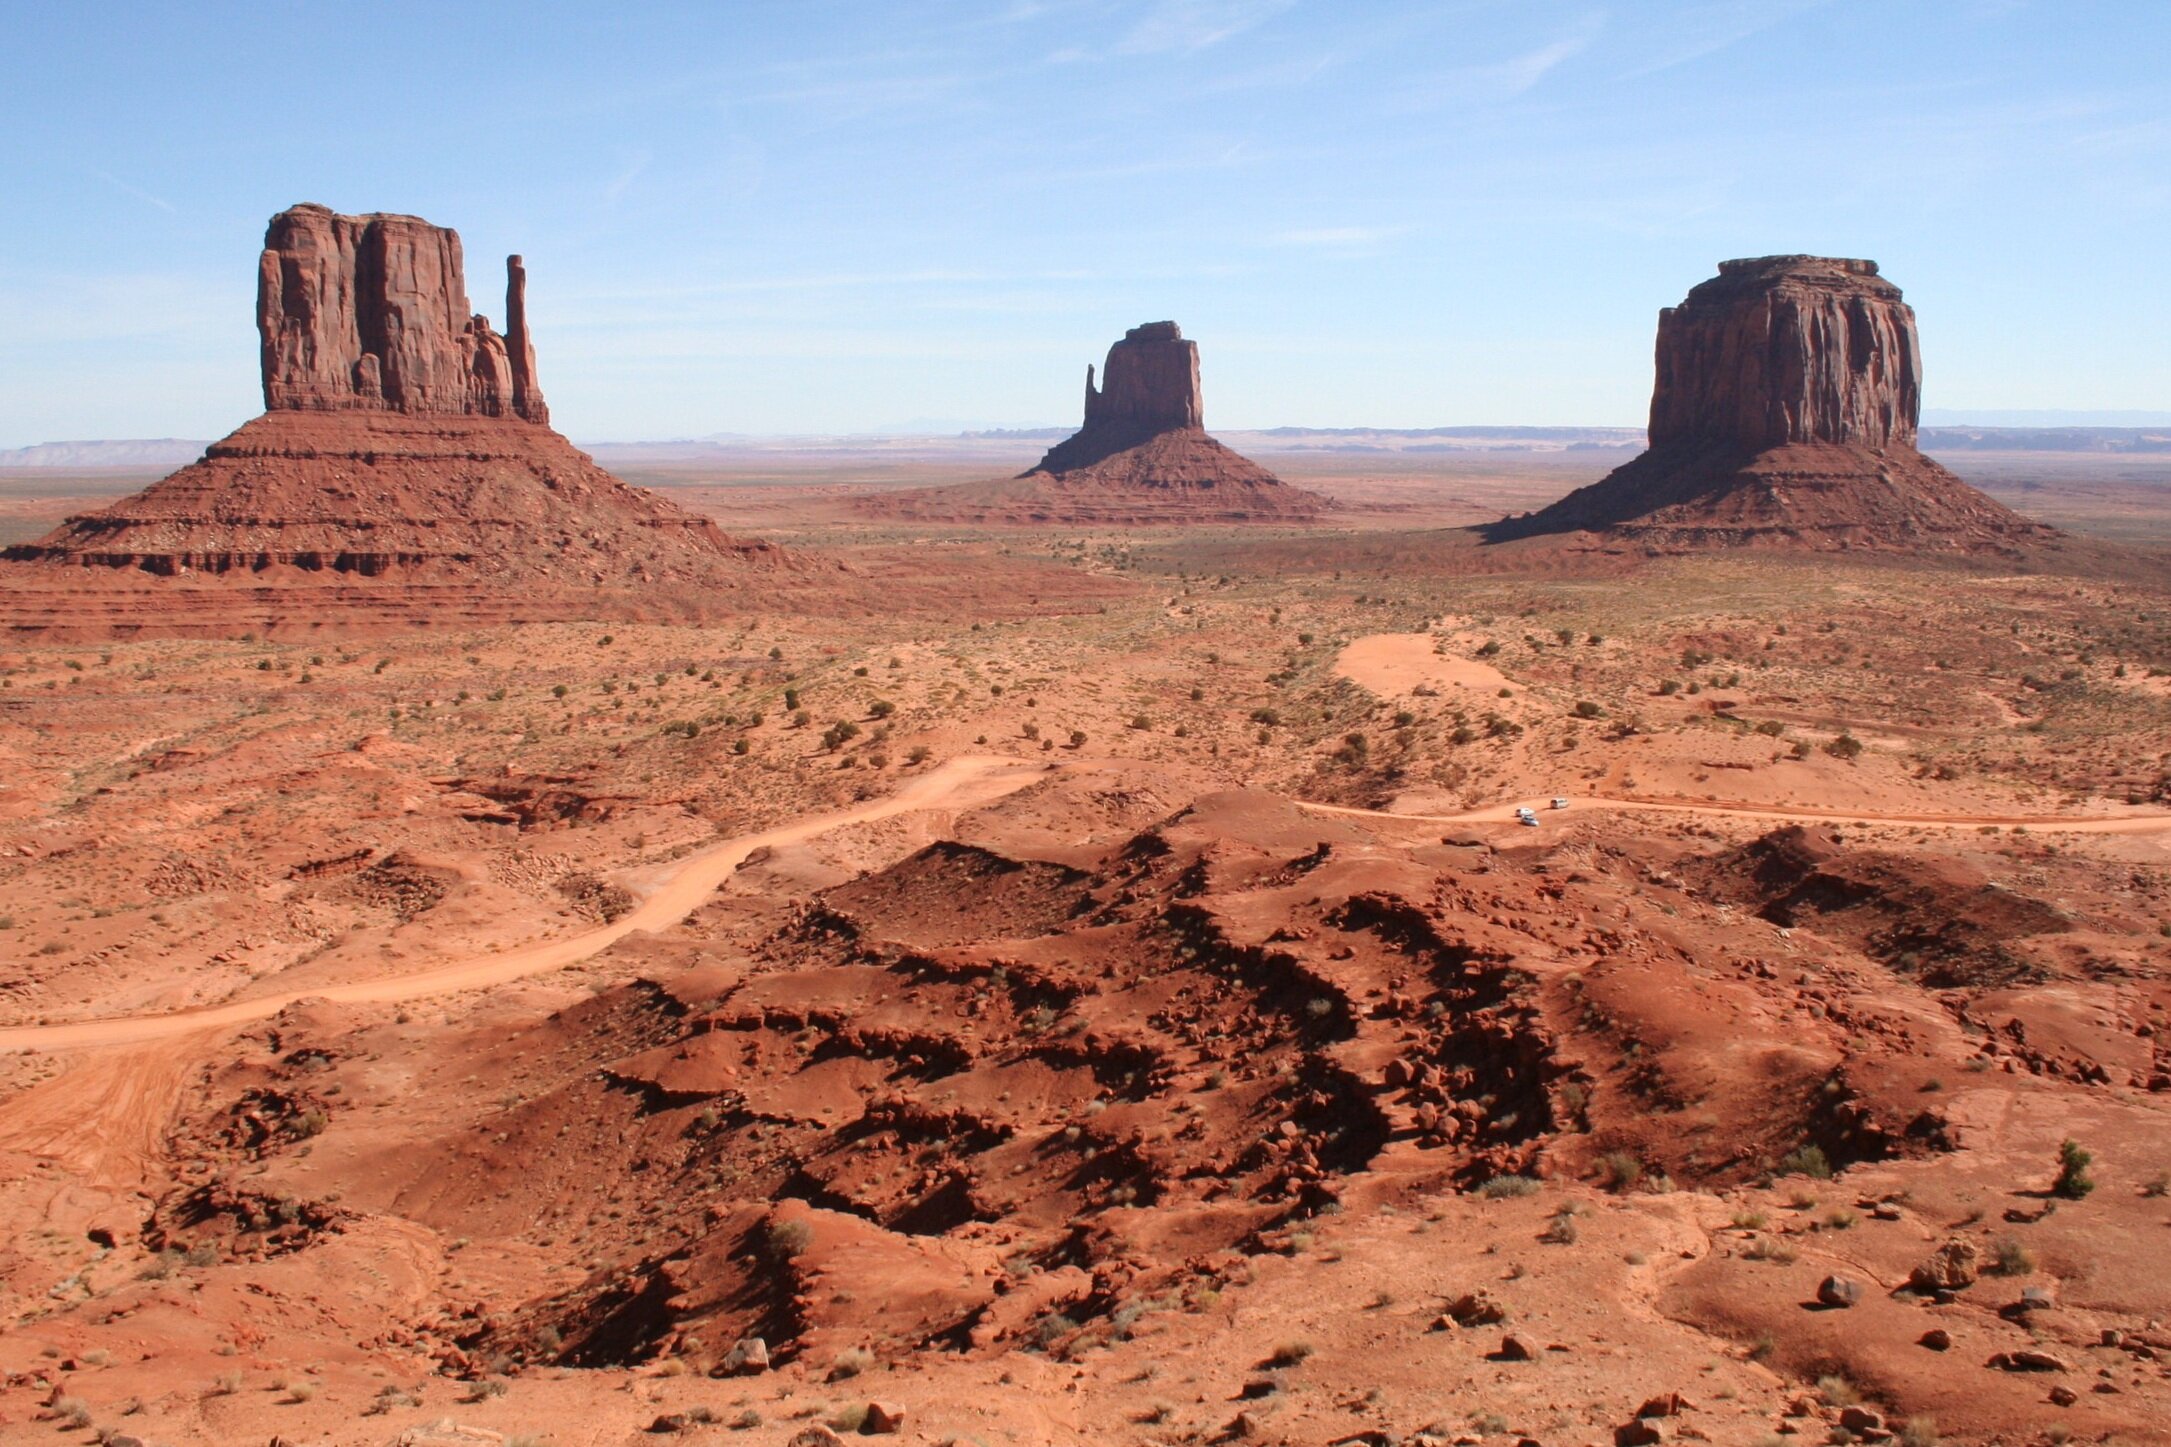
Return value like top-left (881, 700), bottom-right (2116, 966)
top-left (5, 203), bottom-right (786, 602)
top-left (1487, 254), bottom-right (2057, 552)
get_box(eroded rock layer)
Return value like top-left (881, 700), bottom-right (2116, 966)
top-left (1492, 257), bottom-right (2054, 551)
top-left (8, 411), bottom-right (777, 583)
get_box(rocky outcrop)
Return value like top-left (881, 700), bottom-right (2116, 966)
top-left (1034, 320), bottom-right (1216, 475)
top-left (4, 203), bottom-right (798, 613)
top-left (257, 203), bottom-right (548, 422)
top-left (1082, 320), bottom-right (1202, 433)
top-left (1488, 256), bottom-right (2055, 553)
top-left (858, 321), bottom-right (1325, 524)
top-left (1648, 256), bottom-right (1918, 453)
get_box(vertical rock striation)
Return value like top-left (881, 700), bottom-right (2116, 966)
top-left (1082, 320), bottom-right (1204, 434)
top-left (1647, 256), bottom-right (1919, 453)
top-left (1488, 256), bottom-right (2053, 552)
top-left (256, 203), bottom-right (548, 423)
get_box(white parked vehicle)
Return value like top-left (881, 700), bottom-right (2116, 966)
top-left (1551, 797), bottom-right (1570, 810)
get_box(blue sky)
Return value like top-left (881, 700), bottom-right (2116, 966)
top-left (2, 0), bottom-right (2166, 443)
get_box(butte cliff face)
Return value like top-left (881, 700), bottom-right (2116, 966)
top-left (6, 204), bottom-right (791, 620)
top-left (1081, 319), bottom-right (1202, 433)
top-left (256, 203), bottom-right (550, 423)
top-left (1489, 256), bottom-right (2053, 552)
top-left (860, 321), bottom-right (1325, 525)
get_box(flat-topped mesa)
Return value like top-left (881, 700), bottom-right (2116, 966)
top-left (1483, 255), bottom-right (2056, 553)
top-left (257, 203), bottom-right (548, 423)
top-left (1649, 255), bottom-right (1918, 453)
top-left (1082, 320), bottom-right (1203, 433)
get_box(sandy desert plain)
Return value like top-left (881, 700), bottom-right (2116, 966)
top-left (1, 233), bottom-right (2170, 1447)
top-left (0, 439), bottom-right (2166, 1447)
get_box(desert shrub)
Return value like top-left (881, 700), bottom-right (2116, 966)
top-left (1776, 1144), bottom-right (1832, 1179)
top-left (1599, 1151), bottom-right (1644, 1192)
top-left (2053, 1139), bottom-right (2095, 1198)
top-left (1476, 1175), bottom-right (1541, 1199)
top-left (1573, 700), bottom-right (1603, 718)
top-left (828, 1404), bottom-right (870, 1432)
top-left (1265, 1340), bottom-right (1314, 1367)
top-left (765, 1218), bottom-right (812, 1258)
top-left (1988, 1237), bottom-right (2035, 1276)
top-left (1824, 733), bottom-right (1864, 760)
top-left (869, 699), bottom-right (896, 719)
top-left (1900, 1418), bottom-right (1940, 1447)
top-left (829, 1346), bottom-right (874, 1380)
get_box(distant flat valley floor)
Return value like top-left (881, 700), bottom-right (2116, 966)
top-left (3, 447), bottom-right (2167, 548)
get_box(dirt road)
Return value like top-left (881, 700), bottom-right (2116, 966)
top-left (8, 753), bottom-right (2163, 1059)
top-left (1300, 792), bottom-right (2171, 835)
top-left (0, 754), bottom-right (1047, 1056)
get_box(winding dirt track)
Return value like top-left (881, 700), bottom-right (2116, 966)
top-left (1299, 793), bottom-right (2171, 836)
top-left (0, 755), bottom-right (1047, 1057)
top-left (5, 756), bottom-right (2165, 1061)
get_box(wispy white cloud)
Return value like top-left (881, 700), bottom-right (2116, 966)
top-left (1614, 0), bottom-right (1827, 80)
top-left (89, 168), bottom-right (176, 215)
top-left (1490, 24), bottom-right (1601, 96)
top-left (603, 150), bottom-right (650, 205)
top-left (1115, 0), bottom-right (1296, 56)
top-left (1392, 11), bottom-right (1607, 110)
top-left (1268, 225), bottom-right (1407, 249)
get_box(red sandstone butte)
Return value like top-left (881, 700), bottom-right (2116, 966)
top-left (6, 204), bottom-right (787, 601)
top-left (1490, 256), bottom-right (2056, 552)
top-left (858, 321), bottom-right (1327, 525)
